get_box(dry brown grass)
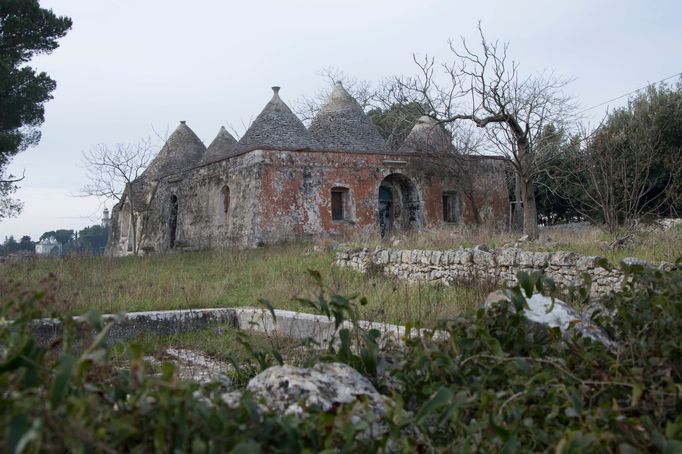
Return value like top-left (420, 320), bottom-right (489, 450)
top-left (0, 243), bottom-right (485, 328)
top-left (2, 224), bottom-right (677, 330)
top-left (350, 223), bottom-right (681, 264)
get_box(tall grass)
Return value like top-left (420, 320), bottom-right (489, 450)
top-left (360, 224), bottom-right (682, 264)
top-left (0, 243), bottom-right (485, 328)
top-left (2, 225), bottom-right (676, 329)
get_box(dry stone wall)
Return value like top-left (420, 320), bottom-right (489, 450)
top-left (336, 246), bottom-right (627, 297)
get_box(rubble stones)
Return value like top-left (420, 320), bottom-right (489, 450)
top-left (337, 246), bottom-right (631, 298)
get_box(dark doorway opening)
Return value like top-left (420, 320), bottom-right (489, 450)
top-left (378, 174), bottom-right (423, 236)
top-left (378, 186), bottom-right (392, 236)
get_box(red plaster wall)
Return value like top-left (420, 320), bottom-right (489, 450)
top-left (255, 150), bottom-right (509, 244)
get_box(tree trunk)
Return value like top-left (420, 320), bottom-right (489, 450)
top-left (131, 213), bottom-right (138, 255)
top-left (512, 172), bottom-right (524, 231)
top-left (520, 177), bottom-right (538, 239)
top-left (463, 191), bottom-right (482, 225)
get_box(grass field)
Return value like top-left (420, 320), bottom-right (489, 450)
top-left (0, 243), bottom-right (492, 327)
top-left (2, 224), bottom-right (678, 328)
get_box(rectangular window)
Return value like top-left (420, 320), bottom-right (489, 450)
top-left (443, 192), bottom-right (458, 223)
top-left (331, 190), bottom-right (344, 221)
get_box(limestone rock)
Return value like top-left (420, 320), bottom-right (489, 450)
top-left (485, 291), bottom-right (617, 350)
top-left (621, 257), bottom-right (651, 268)
top-left (495, 248), bottom-right (518, 266)
top-left (246, 362), bottom-right (391, 416)
top-left (164, 348), bottom-right (232, 388)
top-left (550, 251), bottom-right (578, 266)
top-left (235, 362), bottom-right (430, 450)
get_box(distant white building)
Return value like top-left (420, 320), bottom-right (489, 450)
top-left (35, 236), bottom-right (62, 256)
top-left (101, 207), bottom-right (110, 228)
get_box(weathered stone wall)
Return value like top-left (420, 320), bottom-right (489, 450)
top-left (256, 150), bottom-right (509, 244)
top-left (139, 151), bottom-right (265, 253)
top-left (336, 246), bottom-right (625, 297)
top-left (109, 148), bottom-right (509, 254)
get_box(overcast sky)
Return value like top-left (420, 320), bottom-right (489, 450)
top-left (2, 0), bottom-right (681, 240)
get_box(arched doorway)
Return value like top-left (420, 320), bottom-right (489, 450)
top-left (378, 174), bottom-right (423, 236)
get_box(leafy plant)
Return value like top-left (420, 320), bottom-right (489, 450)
top-left (1, 261), bottom-right (681, 452)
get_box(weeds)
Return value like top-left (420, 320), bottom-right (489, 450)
top-left (355, 223), bottom-right (682, 264)
top-left (0, 243), bottom-right (482, 327)
top-left (2, 260), bottom-right (681, 452)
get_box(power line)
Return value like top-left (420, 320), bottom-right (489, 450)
top-left (575, 71), bottom-right (682, 116)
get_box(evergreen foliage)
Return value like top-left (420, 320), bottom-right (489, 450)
top-left (1, 262), bottom-right (681, 452)
top-left (0, 0), bottom-right (71, 218)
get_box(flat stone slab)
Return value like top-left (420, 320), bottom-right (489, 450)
top-left (23, 306), bottom-right (445, 350)
top-left (233, 307), bottom-right (447, 347)
top-left (27, 308), bottom-right (238, 346)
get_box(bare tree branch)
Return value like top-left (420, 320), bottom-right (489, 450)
top-left (390, 24), bottom-right (576, 238)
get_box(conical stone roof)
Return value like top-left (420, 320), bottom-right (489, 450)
top-left (131, 121), bottom-right (206, 210)
top-left (144, 121), bottom-right (207, 178)
top-left (308, 82), bottom-right (388, 153)
top-left (201, 126), bottom-right (238, 164)
top-left (398, 116), bottom-right (453, 154)
top-left (234, 87), bottom-right (321, 153)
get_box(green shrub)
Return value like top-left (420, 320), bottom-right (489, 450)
top-left (1, 262), bottom-right (681, 452)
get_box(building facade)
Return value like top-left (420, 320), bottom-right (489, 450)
top-left (107, 83), bottom-right (509, 256)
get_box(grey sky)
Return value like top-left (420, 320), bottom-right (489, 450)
top-left (2, 0), bottom-right (680, 240)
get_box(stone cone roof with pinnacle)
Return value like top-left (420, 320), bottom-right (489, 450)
top-left (308, 82), bottom-right (388, 153)
top-left (130, 121), bottom-right (206, 210)
top-left (398, 115), bottom-right (454, 154)
top-left (234, 87), bottom-right (321, 153)
top-left (201, 126), bottom-right (238, 164)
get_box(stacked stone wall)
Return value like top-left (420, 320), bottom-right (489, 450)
top-left (336, 247), bottom-right (627, 297)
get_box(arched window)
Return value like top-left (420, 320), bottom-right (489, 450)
top-left (221, 185), bottom-right (230, 216)
top-left (169, 194), bottom-right (178, 248)
top-left (331, 187), bottom-right (350, 221)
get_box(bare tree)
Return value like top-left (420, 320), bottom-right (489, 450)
top-left (411, 120), bottom-right (491, 224)
top-left (394, 24), bottom-right (575, 238)
top-left (562, 121), bottom-right (682, 235)
top-left (80, 138), bottom-right (154, 254)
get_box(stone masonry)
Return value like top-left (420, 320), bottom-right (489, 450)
top-left (107, 83), bottom-right (509, 255)
top-left (336, 246), bottom-right (630, 297)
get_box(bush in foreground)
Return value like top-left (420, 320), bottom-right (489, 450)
top-left (1, 261), bottom-right (681, 452)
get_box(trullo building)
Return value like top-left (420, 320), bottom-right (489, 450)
top-left (107, 83), bottom-right (508, 255)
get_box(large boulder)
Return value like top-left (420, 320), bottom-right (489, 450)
top-left (221, 362), bottom-right (430, 451)
top-left (245, 362), bottom-right (391, 417)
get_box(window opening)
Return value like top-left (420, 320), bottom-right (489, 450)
top-left (222, 186), bottom-right (230, 215)
top-left (169, 195), bottom-right (178, 248)
top-left (442, 192), bottom-right (458, 223)
top-left (331, 188), bottom-right (345, 221)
